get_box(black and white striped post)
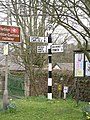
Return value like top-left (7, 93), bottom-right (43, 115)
top-left (48, 34), bottom-right (52, 99)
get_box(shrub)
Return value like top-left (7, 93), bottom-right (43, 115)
top-left (82, 104), bottom-right (90, 120)
top-left (7, 99), bottom-right (16, 113)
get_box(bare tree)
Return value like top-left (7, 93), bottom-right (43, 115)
top-left (0, 0), bottom-right (90, 95)
top-left (38, 0), bottom-right (90, 60)
top-left (0, 0), bottom-right (48, 95)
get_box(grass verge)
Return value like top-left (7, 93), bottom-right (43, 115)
top-left (0, 96), bottom-right (87, 120)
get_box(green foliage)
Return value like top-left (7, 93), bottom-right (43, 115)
top-left (82, 104), bottom-right (90, 120)
top-left (7, 99), bottom-right (16, 113)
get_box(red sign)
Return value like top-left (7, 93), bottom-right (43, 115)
top-left (0, 25), bottom-right (20, 42)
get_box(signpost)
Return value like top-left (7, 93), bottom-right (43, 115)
top-left (37, 45), bottom-right (63, 53)
top-left (1, 25), bottom-right (21, 110)
top-left (30, 36), bottom-right (48, 43)
top-left (3, 44), bottom-right (9, 55)
top-left (0, 25), bottom-right (20, 43)
top-left (52, 44), bottom-right (63, 53)
top-left (48, 34), bottom-right (52, 100)
top-left (37, 46), bottom-right (47, 53)
top-left (63, 86), bottom-right (68, 100)
top-left (30, 35), bottom-right (64, 100)
top-left (3, 45), bottom-right (8, 110)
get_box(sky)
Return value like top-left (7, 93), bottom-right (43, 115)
top-left (0, 0), bottom-right (89, 46)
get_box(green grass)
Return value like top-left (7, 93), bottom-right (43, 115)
top-left (0, 96), bottom-right (87, 120)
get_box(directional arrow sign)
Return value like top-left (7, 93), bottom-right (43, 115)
top-left (52, 45), bottom-right (63, 53)
top-left (37, 45), bottom-right (64, 53)
top-left (30, 36), bottom-right (48, 43)
top-left (37, 46), bottom-right (47, 53)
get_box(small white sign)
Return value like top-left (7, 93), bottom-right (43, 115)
top-left (52, 45), bottom-right (63, 53)
top-left (4, 44), bottom-right (8, 55)
top-left (37, 44), bottom-right (64, 53)
top-left (63, 86), bottom-right (68, 93)
top-left (30, 36), bottom-right (48, 43)
top-left (37, 46), bottom-right (47, 53)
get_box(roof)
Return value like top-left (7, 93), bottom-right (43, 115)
top-left (0, 62), bottom-right (25, 71)
top-left (53, 64), bottom-right (61, 70)
top-left (0, 54), bottom-right (25, 71)
top-left (53, 63), bottom-right (73, 71)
